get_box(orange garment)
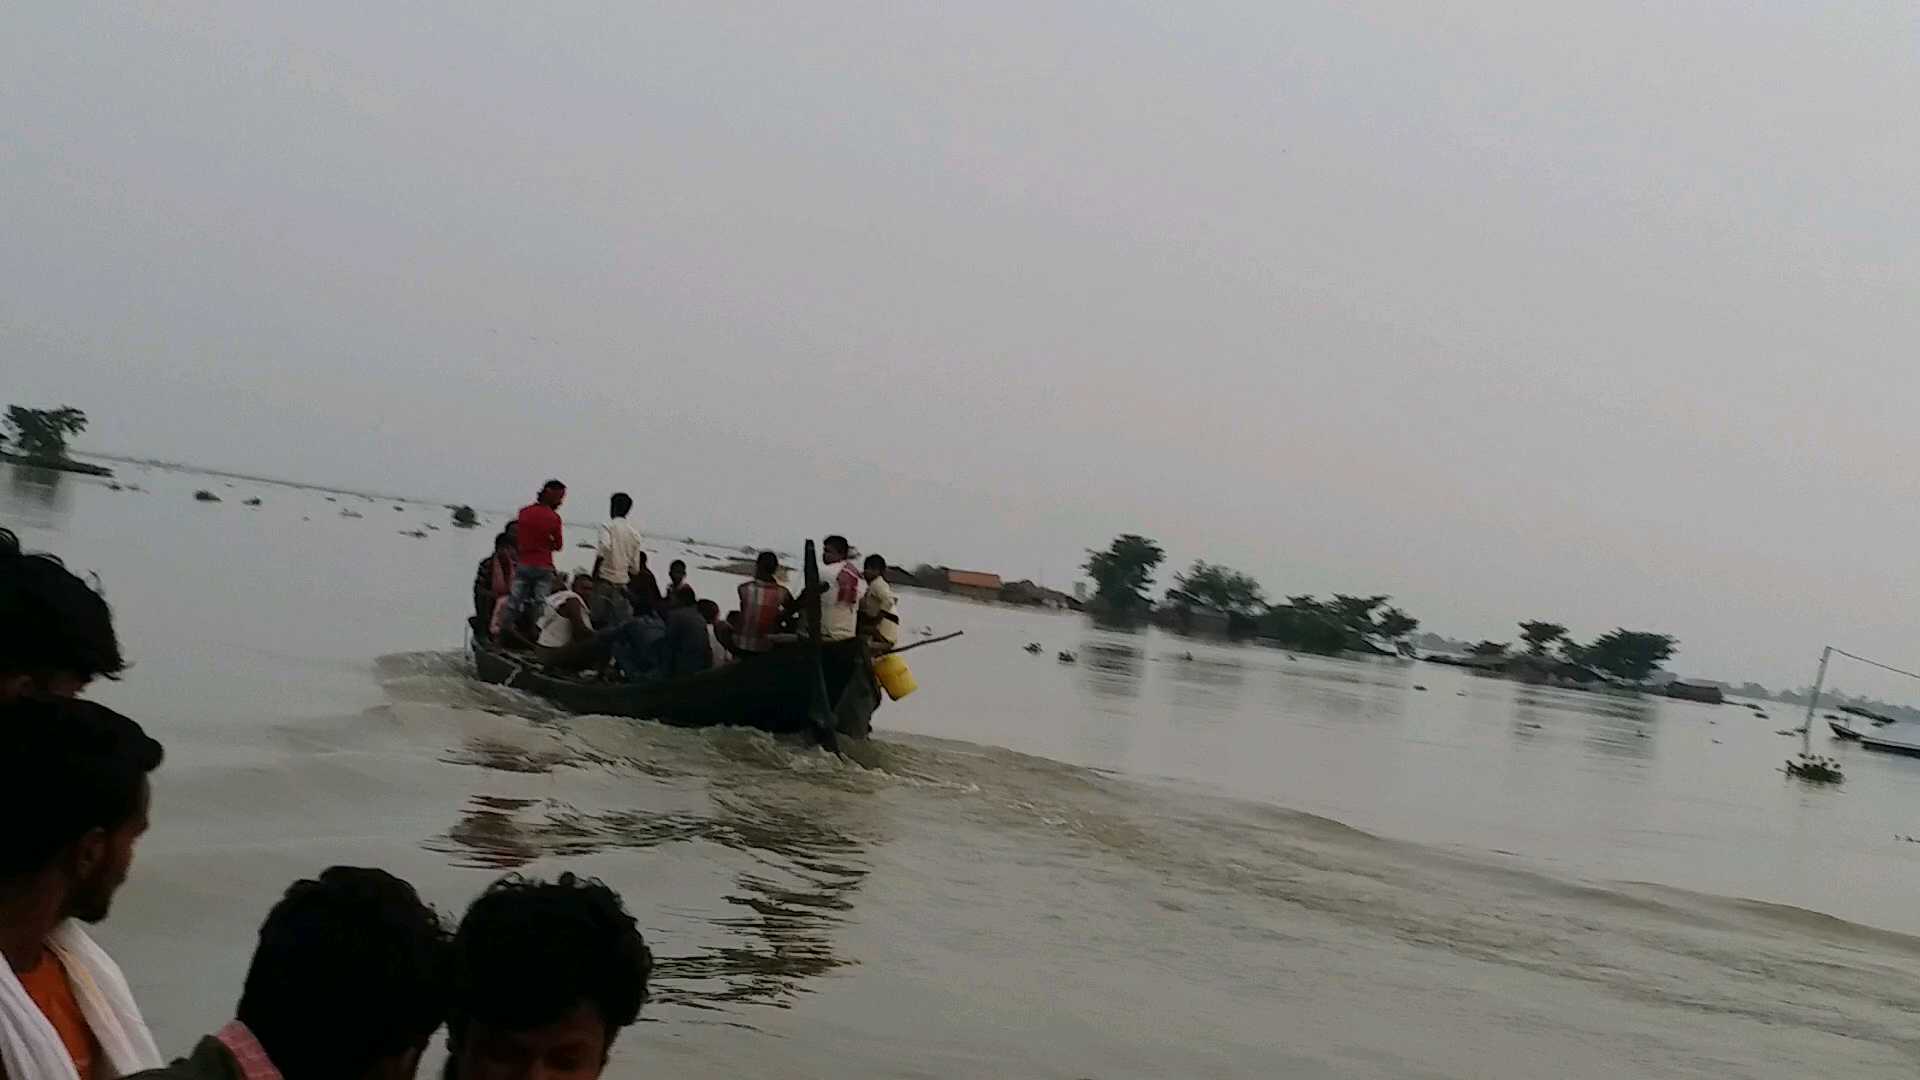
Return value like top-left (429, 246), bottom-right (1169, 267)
top-left (19, 950), bottom-right (98, 1080)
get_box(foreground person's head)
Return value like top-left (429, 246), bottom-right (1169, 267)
top-left (822, 535), bottom-right (849, 564)
top-left (238, 867), bottom-right (450, 1080)
top-left (863, 554), bottom-right (887, 583)
top-left (538, 480), bottom-right (567, 510)
top-left (753, 551), bottom-right (778, 581)
top-left (0, 529), bottom-right (124, 700)
top-left (448, 874), bottom-right (651, 1080)
top-left (0, 697), bottom-right (161, 925)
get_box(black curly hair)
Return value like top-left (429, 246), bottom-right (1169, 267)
top-left (449, 873), bottom-right (651, 1045)
top-left (0, 697), bottom-right (162, 878)
top-left (238, 867), bottom-right (451, 1080)
top-left (0, 527), bottom-right (124, 684)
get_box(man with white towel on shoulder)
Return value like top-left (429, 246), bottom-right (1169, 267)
top-left (0, 697), bottom-right (164, 1080)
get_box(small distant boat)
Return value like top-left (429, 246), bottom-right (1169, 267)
top-left (1857, 720), bottom-right (1920, 757)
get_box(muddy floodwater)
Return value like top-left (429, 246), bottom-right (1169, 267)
top-left (10, 461), bottom-right (1920, 1078)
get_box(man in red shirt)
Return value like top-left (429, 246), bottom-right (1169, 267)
top-left (500, 479), bottom-right (567, 640)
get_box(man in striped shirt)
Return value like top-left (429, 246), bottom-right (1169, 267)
top-left (733, 552), bottom-right (793, 655)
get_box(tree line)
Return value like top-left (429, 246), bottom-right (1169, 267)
top-left (1082, 534), bottom-right (1421, 654)
top-left (1464, 622), bottom-right (1677, 683)
top-left (1082, 533), bottom-right (1680, 680)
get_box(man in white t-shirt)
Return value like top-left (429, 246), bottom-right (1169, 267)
top-left (817, 535), bottom-right (866, 642)
top-left (590, 492), bottom-right (645, 626)
top-left (536, 572), bottom-right (662, 677)
top-left (536, 573), bottom-right (597, 651)
top-left (859, 554), bottom-right (901, 652)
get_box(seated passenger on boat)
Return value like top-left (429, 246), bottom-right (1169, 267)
top-left (734, 552), bottom-right (795, 655)
top-left (859, 554), bottom-right (900, 653)
top-left (697, 599), bottom-right (732, 666)
top-left (660, 586), bottom-right (713, 678)
top-left (624, 551), bottom-right (665, 618)
top-left (473, 531), bottom-right (516, 637)
top-left (818, 535), bottom-right (865, 643)
top-left (536, 573), bottom-right (662, 679)
top-left (665, 559), bottom-right (689, 601)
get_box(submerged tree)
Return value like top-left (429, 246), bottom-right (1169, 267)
top-left (1330, 594), bottom-right (1390, 632)
top-left (3, 405), bottom-right (88, 460)
top-left (1518, 620), bottom-right (1568, 657)
top-left (1374, 606), bottom-right (1419, 643)
top-left (1170, 560), bottom-right (1266, 614)
top-left (1580, 629), bottom-right (1677, 682)
top-left (1083, 534), bottom-right (1165, 612)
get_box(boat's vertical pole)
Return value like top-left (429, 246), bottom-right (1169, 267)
top-left (1802, 646), bottom-right (1832, 757)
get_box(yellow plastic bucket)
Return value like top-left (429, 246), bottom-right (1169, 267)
top-left (874, 653), bottom-right (918, 701)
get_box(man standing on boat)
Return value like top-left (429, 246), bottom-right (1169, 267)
top-left (590, 492), bottom-right (643, 627)
top-left (817, 536), bottom-right (865, 643)
top-left (501, 480), bottom-right (566, 640)
top-left (859, 554), bottom-right (900, 653)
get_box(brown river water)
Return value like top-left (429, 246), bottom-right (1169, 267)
top-left (9, 461), bottom-right (1920, 1078)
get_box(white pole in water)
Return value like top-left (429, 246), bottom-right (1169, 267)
top-left (1802, 645), bottom-right (1832, 758)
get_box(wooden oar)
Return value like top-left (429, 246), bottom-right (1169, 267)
top-left (883, 631), bottom-right (964, 656)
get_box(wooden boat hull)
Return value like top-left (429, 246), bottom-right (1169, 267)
top-left (1856, 719), bottom-right (1920, 756)
top-left (470, 631), bottom-right (873, 740)
top-left (1829, 720), bottom-right (1862, 741)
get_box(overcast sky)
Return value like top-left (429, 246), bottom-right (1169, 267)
top-left (5, 3), bottom-right (1918, 687)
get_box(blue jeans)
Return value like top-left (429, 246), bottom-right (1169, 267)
top-left (503, 566), bottom-right (557, 635)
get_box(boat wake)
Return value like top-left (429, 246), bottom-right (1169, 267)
top-left (371, 649), bottom-right (1920, 1065)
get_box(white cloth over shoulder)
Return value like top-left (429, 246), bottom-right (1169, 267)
top-left (0, 921), bottom-right (161, 1080)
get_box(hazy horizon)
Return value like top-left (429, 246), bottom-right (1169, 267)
top-left (8, 3), bottom-right (1919, 690)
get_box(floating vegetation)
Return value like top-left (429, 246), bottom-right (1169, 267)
top-left (451, 505), bottom-right (479, 528)
top-left (1785, 753), bottom-right (1843, 784)
top-left (340, 508), bottom-right (364, 519)
top-left (1057, 650), bottom-right (1078, 664)
top-left (242, 497), bottom-right (262, 507)
top-left (193, 490), bottom-right (220, 502)
top-left (400, 529), bottom-right (429, 539)
top-left (1024, 642), bottom-right (1043, 654)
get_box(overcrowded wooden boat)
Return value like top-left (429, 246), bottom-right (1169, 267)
top-left (467, 539), bottom-right (883, 749)
top-left (470, 630), bottom-right (874, 745)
